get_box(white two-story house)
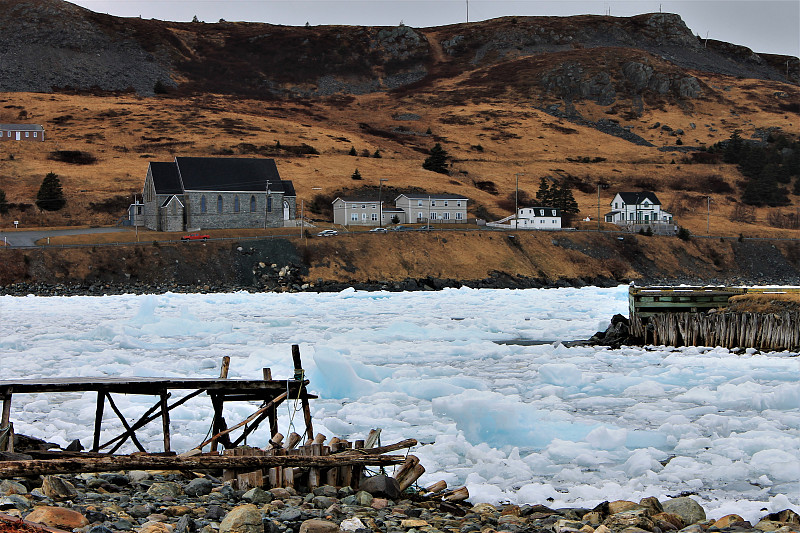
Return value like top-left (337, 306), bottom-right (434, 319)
top-left (605, 192), bottom-right (673, 225)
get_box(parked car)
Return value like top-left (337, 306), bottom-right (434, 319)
top-left (391, 225), bottom-right (411, 231)
top-left (316, 229), bottom-right (338, 237)
top-left (181, 233), bottom-right (210, 241)
top-left (369, 227), bottom-right (388, 233)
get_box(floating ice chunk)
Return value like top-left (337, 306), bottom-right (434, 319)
top-left (623, 449), bottom-right (663, 477)
top-left (752, 449), bottom-right (800, 482)
top-left (539, 363), bottom-right (582, 386)
top-left (309, 348), bottom-right (378, 399)
top-left (586, 426), bottom-right (628, 450)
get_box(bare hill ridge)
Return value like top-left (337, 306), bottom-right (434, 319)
top-left (0, 0), bottom-right (796, 97)
top-left (0, 0), bottom-right (798, 242)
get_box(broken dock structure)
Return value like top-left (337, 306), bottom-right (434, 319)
top-left (629, 285), bottom-right (800, 350)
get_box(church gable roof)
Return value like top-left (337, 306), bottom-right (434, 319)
top-left (149, 162), bottom-right (183, 195)
top-left (175, 157), bottom-right (281, 192)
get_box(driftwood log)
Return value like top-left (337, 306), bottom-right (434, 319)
top-left (0, 452), bottom-right (406, 477)
top-left (339, 438), bottom-right (417, 456)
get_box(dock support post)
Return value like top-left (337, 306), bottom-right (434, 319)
top-left (1, 392), bottom-right (12, 452)
top-left (160, 390), bottom-right (171, 453)
top-left (292, 344), bottom-right (314, 441)
top-left (92, 390), bottom-right (105, 452)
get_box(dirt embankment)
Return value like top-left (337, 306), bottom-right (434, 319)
top-left (1, 231), bottom-right (799, 294)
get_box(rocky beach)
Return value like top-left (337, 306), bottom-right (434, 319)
top-left (1, 468), bottom-right (799, 533)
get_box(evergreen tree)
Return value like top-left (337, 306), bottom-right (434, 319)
top-left (348, 146), bottom-right (357, 156)
top-left (422, 143), bottom-right (449, 174)
top-left (0, 189), bottom-right (7, 214)
top-left (535, 177), bottom-right (553, 206)
top-left (373, 149), bottom-right (382, 158)
top-left (551, 180), bottom-right (579, 217)
top-left (351, 169), bottom-right (363, 180)
top-left (36, 172), bottom-right (66, 211)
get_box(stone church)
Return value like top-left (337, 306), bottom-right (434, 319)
top-left (141, 157), bottom-right (296, 232)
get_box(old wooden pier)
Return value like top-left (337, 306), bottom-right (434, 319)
top-left (629, 286), bottom-right (800, 350)
top-left (0, 345), bottom-right (448, 496)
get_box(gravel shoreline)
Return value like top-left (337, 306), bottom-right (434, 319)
top-left (1, 470), bottom-right (798, 533)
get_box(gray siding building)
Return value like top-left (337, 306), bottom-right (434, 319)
top-left (394, 194), bottom-right (468, 223)
top-left (141, 157), bottom-right (296, 231)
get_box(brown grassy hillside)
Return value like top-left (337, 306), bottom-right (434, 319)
top-left (0, 70), bottom-right (798, 238)
top-left (0, 4), bottom-right (798, 239)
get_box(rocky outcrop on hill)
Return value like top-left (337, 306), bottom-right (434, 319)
top-left (0, 0), bottom-right (173, 95)
top-left (0, 1), bottom-right (795, 97)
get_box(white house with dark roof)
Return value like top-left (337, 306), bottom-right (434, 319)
top-left (605, 192), bottom-right (673, 225)
top-left (394, 193), bottom-right (468, 224)
top-left (488, 207), bottom-right (562, 229)
top-left (140, 157), bottom-right (296, 231)
top-left (0, 124), bottom-right (44, 142)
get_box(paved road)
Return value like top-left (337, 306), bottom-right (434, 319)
top-left (0, 227), bottom-right (128, 247)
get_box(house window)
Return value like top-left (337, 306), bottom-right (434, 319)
top-left (234, 196), bottom-right (240, 213)
top-left (25, 132), bottom-right (29, 137)
top-left (201, 195), bottom-right (207, 213)
top-left (250, 196), bottom-right (256, 212)
top-left (552, 210), bottom-right (556, 216)
top-left (457, 200), bottom-right (462, 207)
top-left (361, 204), bottom-right (366, 209)
top-left (539, 210), bottom-right (544, 216)
top-left (351, 213), bottom-right (358, 221)
top-left (456, 212), bottom-right (463, 220)
top-left (217, 195), bottom-right (223, 213)
top-left (430, 212), bottom-right (437, 220)
top-left (371, 204), bottom-right (376, 209)
top-left (540, 219), bottom-right (544, 224)
top-left (418, 200), bottom-right (423, 206)
top-left (431, 200), bottom-right (436, 206)
top-left (136, 206), bottom-right (142, 215)
top-left (443, 212), bottom-right (450, 220)
top-left (444, 200), bottom-right (448, 206)
top-left (371, 213), bottom-right (377, 221)
top-left (267, 197), bottom-right (272, 212)
top-left (614, 202), bottom-right (618, 209)
top-left (33, 132), bottom-right (37, 138)
top-left (417, 212), bottom-right (424, 220)
top-left (362, 213), bottom-right (367, 220)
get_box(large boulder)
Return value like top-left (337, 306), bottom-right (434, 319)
top-left (147, 482), bottom-right (183, 499)
top-left (26, 506), bottom-right (90, 529)
top-left (298, 520), bottom-right (339, 533)
top-left (359, 475), bottom-right (400, 500)
top-left (41, 476), bottom-right (78, 500)
top-left (219, 504), bottom-right (263, 533)
top-left (185, 478), bottom-right (213, 497)
top-left (661, 497), bottom-right (705, 525)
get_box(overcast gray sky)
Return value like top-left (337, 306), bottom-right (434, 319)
top-left (69, 0), bottom-right (799, 56)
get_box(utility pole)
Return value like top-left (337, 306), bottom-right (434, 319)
top-left (466, 0), bottom-right (468, 23)
top-left (514, 172), bottom-right (525, 229)
top-left (597, 184), bottom-right (601, 231)
top-left (300, 199), bottom-right (304, 241)
top-left (707, 196), bottom-right (711, 235)
top-left (378, 178), bottom-right (388, 227)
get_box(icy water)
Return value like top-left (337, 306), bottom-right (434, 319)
top-left (1, 286), bottom-right (798, 523)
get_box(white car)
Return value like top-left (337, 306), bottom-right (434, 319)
top-left (316, 229), bottom-right (338, 237)
top-left (369, 227), bottom-right (388, 233)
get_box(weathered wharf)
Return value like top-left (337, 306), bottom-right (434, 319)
top-left (0, 347), bottom-right (315, 455)
top-left (629, 286), bottom-right (800, 350)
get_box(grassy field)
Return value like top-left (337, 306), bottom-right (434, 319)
top-left (0, 68), bottom-right (798, 240)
